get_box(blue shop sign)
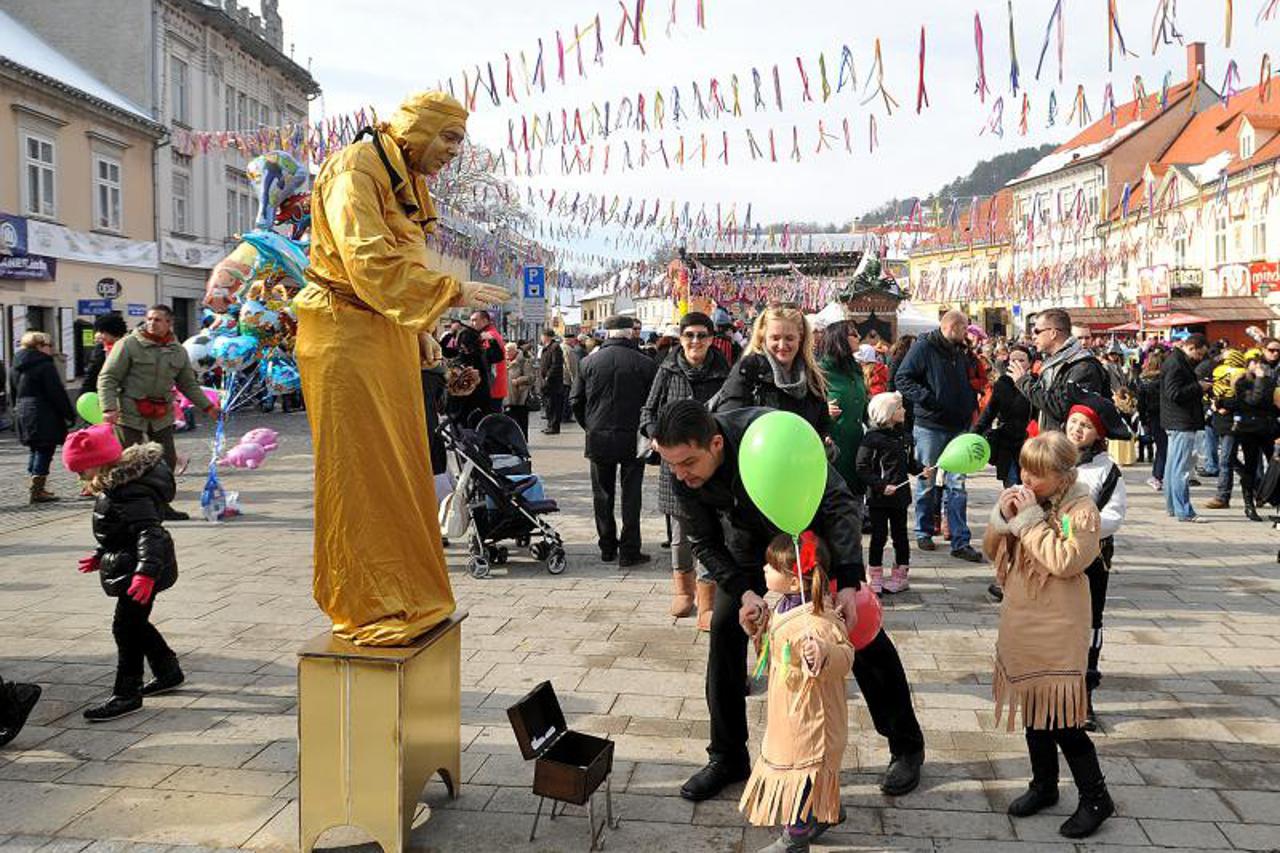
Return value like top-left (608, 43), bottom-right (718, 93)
top-left (78, 299), bottom-right (114, 316)
top-left (0, 254), bottom-right (54, 280)
top-left (128, 303), bottom-right (147, 317)
top-left (0, 213), bottom-right (28, 255)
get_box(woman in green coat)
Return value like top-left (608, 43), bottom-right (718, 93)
top-left (819, 320), bottom-right (870, 495)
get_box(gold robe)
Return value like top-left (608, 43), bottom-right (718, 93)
top-left (739, 601), bottom-right (853, 826)
top-left (295, 93), bottom-right (464, 646)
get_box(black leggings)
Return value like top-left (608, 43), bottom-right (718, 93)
top-left (1024, 726), bottom-right (1105, 794)
top-left (868, 505), bottom-right (910, 567)
top-left (1085, 537), bottom-right (1114, 692)
top-left (112, 596), bottom-right (175, 698)
top-left (1236, 433), bottom-right (1270, 495)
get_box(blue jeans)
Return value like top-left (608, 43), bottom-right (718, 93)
top-left (1198, 424), bottom-right (1219, 475)
top-left (27, 444), bottom-right (55, 476)
top-left (1216, 432), bottom-right (1238, 501)
top-left (913, 426), bottom-right (970, 550)
top-left (1165, 430), bottom-right (1198, 519)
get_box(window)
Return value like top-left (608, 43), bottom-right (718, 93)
top-left (23, 133), bottom-right (55, 217)
top-left (1241, 127), bottom-right (1255, 159)
top-left (237, 92), bottom-right (248, 131)
top-left (93, 156), bottom-right (122, 231)
top-left (226, 170), bottom-right (255, 237)
top-left (170, 56), bottom-right (189, 124)
top-left (1254, 218), bottom-right (1268, 258)
top-left (1174, 237), bottom-right (1187, 268)
top-left (1215, 210), bottom-right (1229, 265)
top-left (224, 84), bottom-right (235, 129)
top-left (172, 171), bottom-right (190, 234)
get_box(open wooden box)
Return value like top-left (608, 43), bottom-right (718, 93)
top-left (508, 680), bottom-right (619, 849)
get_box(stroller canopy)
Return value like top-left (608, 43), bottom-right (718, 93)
top-left (476, 413), bottom-right (531, 459)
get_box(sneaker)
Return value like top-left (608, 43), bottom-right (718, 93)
top-left (141, 663), bottom-right (184, 697)
top-left (1178, 516), bottom-right (1209, 524)
top-left (987, 583), bottom-right (1004, 602)
top-left (1188, 478), bottom-right (1202, 487)
top-left (915, 536), bottom-right (935, 552)
top-left (950, 545), bottom-right (984, 563)
top-left (83, 694), bottom-right (143, 722)
top-left (868, 566), bottom-right (884, 595)
top-left (882, 565), bottom-right (909, 594)
top-left (1146, 477), bottom-right (1163, 492)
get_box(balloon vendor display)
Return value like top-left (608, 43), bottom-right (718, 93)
top-left (197, 150), bottom-right (310, 523)
top-left (937, 433), bottom-right (991, 476)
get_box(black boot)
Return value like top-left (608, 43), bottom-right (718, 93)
top-left (1059, 737), bottom-right (1114, 838)
top-left (142, 656), bottom-right (184, 697)
top-left (1244, 488), bottom-right (1263, 522)
top-left (0, 679), bottom-right (42, 747)
top-left (680, 759), bottom-right (751, 801)
top-left (83, 694), bottom-right (143, 722)
top-left (1084, 651), bottom-right (1101, 732)
top-left (1009, 730), bottom-right (1059, 817)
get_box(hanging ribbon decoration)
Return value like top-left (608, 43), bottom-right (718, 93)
top-left (1160, 71), bottom-right (1172, 109)
top-left (773, 64), bottom-right (784, 111)
top-left (1221, 59), bottom-right (1241, 108)
top-left (1120, 182), bottom-right (1132, 219)
top-left (1133, 75), bottom-right (1148, 117)
top-left (868, 114), bottom-right (879, 153)
top-left (1262, 54), bottom-right (1274, 103)
top-left (1151, 0), bottom-right (1183, 54)
top-left (1103, 83), bottom-right (1117, 127)
top-left (1035, 0), bottom-right (1065, 83)
top-left (1007, 0), bottom-right (1021, 95)
top-left (1047, 89), bottom-right (1059, 126)
top-left (974, 12), bottom-right (990, 103)
top-left (836, 45), bottom-right (857, 92)
top-left (981, 96), bottom-right (1005, 138)
top-left (752, 68), bottom-right (765, 111)
top-left (861, 38), bottom-right (900, 115)
top-left (1225, 0), bottom-right (1234, 48)
top-left (796, 56), bottom-right (814, 102)
top-left (1019, 92), bottom-right (1031, 135)
top-left (1259, 0), bottom-right (1280, 22)
top-left (917, 26), bottom-right (929, 113)
top-left (1107, 0), bottom-right (1137, 71)
top-left (818, 54), bottom-right (832, 102)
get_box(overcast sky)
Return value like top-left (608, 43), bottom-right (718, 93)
top-left (271, 1), bottom-right (1272, 240)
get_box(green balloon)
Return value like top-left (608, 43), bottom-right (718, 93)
top-left (76, 392), bottom-right (103, 425)
top-left (739, 411), bottom-right (828, 535)
top-left (937, 432), bottom-right (991, 475)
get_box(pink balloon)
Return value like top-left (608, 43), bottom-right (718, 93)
top-left (219, 442), bottom-right (266, 470)
top-left (847, 584), bottom-right (884, 651)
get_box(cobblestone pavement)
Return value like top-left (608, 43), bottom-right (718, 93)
top-left (1, 411), bottom-right (1278, 852)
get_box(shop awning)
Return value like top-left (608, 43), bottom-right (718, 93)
top-left (1106, 312), bottom-right (1212, 332)
top-left (1065, 297), bottom-right (1279, 329)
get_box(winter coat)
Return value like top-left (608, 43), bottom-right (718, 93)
top-left (1232, 373), bottom-right (1278, 437)
top-left (974, 374), bottom-right (1032, 450)
top-left (1015, 339), bottom-right (1111, 432)
top-left (539, 339), bottom-right (565, 389)
top-left (570, 337), bottom-right (659, 463)
top-left (561, 342), bottom-right (580, 388)
top-left (715, 352), bottom-right (832, 438)
top-left (1136, 374), bottom-right (1163, 430)
top-left (982, 482), bottom-right (1100, 731)
top-left (739, 601), bottom-right (852, 827)
top-left (640, 347), bottom-right (731, 513)
top-left (892, 330), bottom-right (978, 432)
top-left (1076, 447), bottom-right (1127, 540)
top-left (504, 353), bottom-right (538, 408)
top-left (80, 343), bottom-right (108, 396)
top-left (90, 443), bottom-right (178, 598)
top-left (97, 330), bottom-right (207, 432)
top-left (1160, 348), bottom-right (1207, 432)
top-left (482, 325), bottom-right (508, 400)
top-left (9, 348), bottom-right (74, 449)
top-left (820, 358), bottom-right (869, 494)
top-left (672, 407), bottom-right (866, 604)
top-left (855, 425), bottom-right (924, 509)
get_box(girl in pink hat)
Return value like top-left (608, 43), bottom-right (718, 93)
top-left (63, 425), bottom-right (183, 721)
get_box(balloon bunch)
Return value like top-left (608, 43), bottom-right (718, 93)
top-left (218, 428), bottom-right (280, 470)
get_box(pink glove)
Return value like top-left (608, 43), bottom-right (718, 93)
top-left (77, 555), bottom-right (101, 574)
top-left (126, 574), bottom-right (155, 606)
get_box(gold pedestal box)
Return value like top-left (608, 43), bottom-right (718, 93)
top-left (298, 612), bottom-right (466, 853)
top-left (1109, 438), bottom-right (1138, 466)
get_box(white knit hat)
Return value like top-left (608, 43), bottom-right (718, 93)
top-left (854, 344), bottom-right (879, 364)
top-left (866, 392), bottom-right (903, 428)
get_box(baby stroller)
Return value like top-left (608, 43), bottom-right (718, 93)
top-left (439, 413), bottom-right (566, 578)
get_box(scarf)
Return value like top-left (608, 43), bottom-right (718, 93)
top-left (140, 329), bottom-right (175, 345)
top-left (776, 592), bottom-right (806, 614)
top-left (765, 351), bottom-right (809, 399)
top-left (1036, 337), bottom-right (1086, 395)
top-left (678, 349), bottom-right (711, 381)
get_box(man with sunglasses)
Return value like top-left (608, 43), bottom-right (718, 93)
top-left (1009, 309), bottom-right (1111, 432)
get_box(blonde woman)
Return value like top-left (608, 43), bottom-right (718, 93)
top-left (10, 331), bottom-right (75, 502)
top-left (714, 304), bottom-right (831, 438)
top-left (982, 431), bottom-right (1113, 839)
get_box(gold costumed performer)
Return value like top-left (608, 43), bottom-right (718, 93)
top-left (229, 92), bottom-right (504, 645)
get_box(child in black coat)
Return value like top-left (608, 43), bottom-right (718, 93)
top-left (63, 425), bottom-right (184, 721)
top-left (856, 392), bottom-right (935, 595)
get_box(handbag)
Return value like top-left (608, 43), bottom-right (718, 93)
top-left (638, 430), bottom-right (659, 465)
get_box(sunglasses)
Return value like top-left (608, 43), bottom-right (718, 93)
top-left (1267, 347), bottom-right (1280, 354)
top-left (1032, 326), bottom-right (1063, 336)
top-left (681, 331), bottom-right (711, 341)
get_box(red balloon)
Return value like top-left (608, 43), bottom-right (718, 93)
top-left (847, 584), bottom-right (884, 651)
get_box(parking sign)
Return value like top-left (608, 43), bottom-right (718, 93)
top-left (523, 266), bottom-right (545, 299)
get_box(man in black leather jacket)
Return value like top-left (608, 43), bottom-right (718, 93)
top-left (652, 400), bottom-right (926, 803)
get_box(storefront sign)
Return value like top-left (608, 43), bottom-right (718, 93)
top-left (1249, 261), bottom-right (1280, 297)
top-left (1210, 263), bottom-right (1251, 298)
top-left (128, 303), bottom-right (146, 317)
top-left (27, 220), bottom-right (157, 269)
top-left (77, 299), bottom-right (114, 316)
top-left (96, 277), bottom-right (122, 298)
top-left (0, 213), bottom-right (28, 255)
top-left (161, 235), bottom-right (228, 269)
top-left (1171, 268), bottom-right (1203, 287)
top-left (0, 254), bottom-right (55, 280)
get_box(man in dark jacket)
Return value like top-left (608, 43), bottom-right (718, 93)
top-left (893, 310), bottom-right (982, 561)
top-left (652, 400), bottom-right (926, 803)
top-left (1160, 334), bottom-right (1211, 522)
top-left (1010, 308), bottom-right (1110, 431)
top-left (571, 315), bottom-right (659, 565)
top-left (80, 312), bottom-right (129, 398)
top-left (538, 328), bottom-right (566, 434)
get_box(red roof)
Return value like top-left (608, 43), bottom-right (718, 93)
top-left (1056, 82), bottom-right (1195, 154)
top-left (912, 189), bottom-right (1014, 252)
top-left (1160, 76), bottom-right (1280, 176)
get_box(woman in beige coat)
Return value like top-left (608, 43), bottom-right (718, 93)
top-left (982, 431), bottom-right (1115, 840)
top-left (503, 342), bottom-right (538, 438)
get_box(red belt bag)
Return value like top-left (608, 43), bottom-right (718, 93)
top-left (133, 397), bottom-right (170, 420)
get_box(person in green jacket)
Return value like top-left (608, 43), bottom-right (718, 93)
top-left (98, 305), bottom-right (219, 520)
top-left (819, 320), bottom-right (870, 495)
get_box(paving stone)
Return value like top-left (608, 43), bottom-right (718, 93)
top-left (1138, 818), bottom-right (1232, 848)
top-left (59, 789), bottom-right (288, 847)
top-left (156, 766), bottom-right (293, 797)
top-left (0, 780), bottom-right (115, 835)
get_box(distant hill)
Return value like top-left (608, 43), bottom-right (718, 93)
top-left (858, 144), bottom-right (1056, 226)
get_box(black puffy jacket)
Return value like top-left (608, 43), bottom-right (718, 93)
top-left (1233, 373), bottom-right (1278, 437)
top-left (9, 347), bottom-right (74, 448)
top-left (1160, 348), bottom-right (1207, 432)
top-left (855, 426), bottom-right (924, 509)
top-left (570, 337), bottom-right (659, 463)
top-left (892, 331), bottom-right (977, 432)
top-left (90, 443), bottom-right (178, 598)
top-left (714, 352), bottom-right (832, 438)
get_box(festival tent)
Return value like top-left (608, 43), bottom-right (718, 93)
top-left (807, 302), bottom-right (848, 331)
top-left (896, 304), bottom-right (941, 337)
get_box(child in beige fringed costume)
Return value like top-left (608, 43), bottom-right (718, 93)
top-left (739, 532), bottom-right (851, 853)
top-left (982, 431), bottom-right (1115, 840)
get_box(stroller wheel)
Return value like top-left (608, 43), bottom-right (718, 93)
top-left (516, 535), bottom-right (531, 548)
top-left (467, 555), bottom-right (491, 579)
top-left (530, 542), bottom-right (550, 561)
top-left (546, 549), bottom-right (567, 575)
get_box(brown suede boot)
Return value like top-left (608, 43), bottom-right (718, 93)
top-left (695, 580), bottom-right (715, 631)
top-left (29, 476), bottom-right (58, 504)
top-left (669, 571), bottom-right (696, 617)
